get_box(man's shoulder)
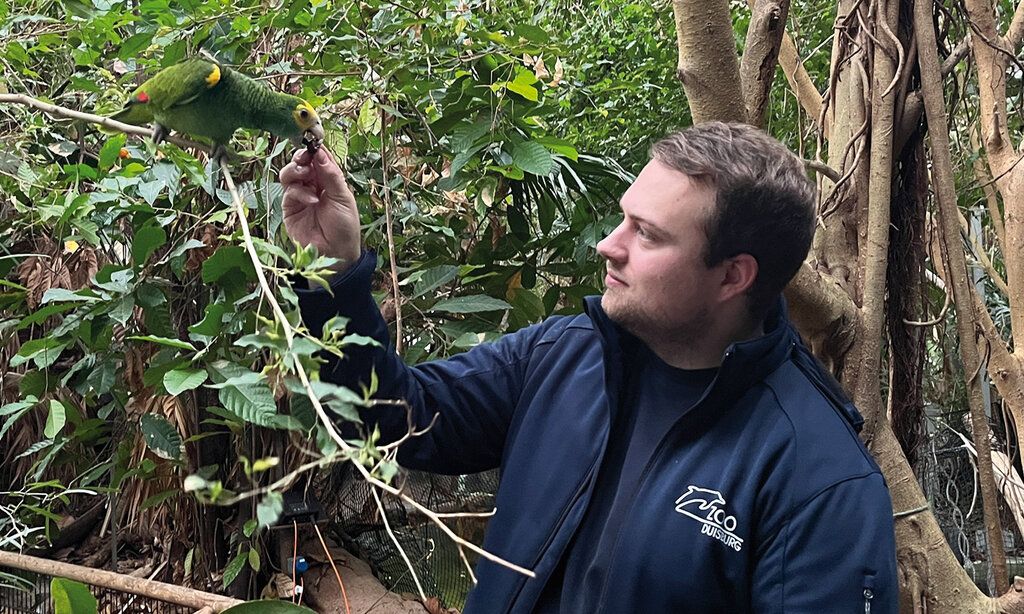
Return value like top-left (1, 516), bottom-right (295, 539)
top-left (759, 359), bottom-right (882, 498)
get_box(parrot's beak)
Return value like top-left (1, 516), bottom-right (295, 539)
top-left (307, 121), bottom-right (325, 141)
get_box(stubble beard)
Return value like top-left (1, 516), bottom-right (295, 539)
top-left (601, 289), bottom-right (710, 349)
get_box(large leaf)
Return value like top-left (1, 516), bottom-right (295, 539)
top-left (132, 223), bottom-right (167, 266)
top-left (513, 141), bottom-right (555, 176)
top-left (222, 550), bottom-right (248, 588)
top-left (256, 491), bottom-right (283, 528)
top-left (201, 246), bottom-right (256, 284)
top-left (163, 369), bottom-right (207, 396)
top-left (140, 413), bottom-right (182, 460)
top-left (433, 295), bottom-right (512, 314)
top-left (44, 400), bottom-right (66, 439)
top-left (207, 361), bottom-right (278, 427)
top-left (51, 577), bottom-right (97, 614)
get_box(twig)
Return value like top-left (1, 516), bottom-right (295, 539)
top-left (371, 487), bottom-right (426, 601)
top-left (380, 105), bottom-right (404, 354)
top-left (313, 522), bottom-right (350, 614)
top-left (458, 544), bottom-right (478, 585)
top-left (0, 93), bottom-right (209, 153)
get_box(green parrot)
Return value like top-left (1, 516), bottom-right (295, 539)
top-left (109, 56), bottom-right (325, 162)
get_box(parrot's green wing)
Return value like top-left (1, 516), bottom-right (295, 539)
top-left (109, 57), bottom-right (224, 125)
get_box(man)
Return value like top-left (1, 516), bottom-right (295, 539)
top-left (280, 122), bottom-right (898, 613)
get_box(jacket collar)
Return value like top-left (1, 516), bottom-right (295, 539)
top-left (583, 295), bottom-right (796, 394)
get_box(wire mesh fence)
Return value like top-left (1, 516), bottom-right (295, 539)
top-left (323, 467), bottom-right (500, 610)
top-left (919, 404), bottom-right (1024, 595)
top-left (0, 564), bottom-right (195, 613)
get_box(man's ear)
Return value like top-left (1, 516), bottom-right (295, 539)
top-left (718, 254), bottom-right (758, 302)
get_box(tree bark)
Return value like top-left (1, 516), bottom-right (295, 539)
top-left (671, 0), bottom-right (747, 124)
top-left (740, 0), bottom-right (791, 127)
top-left (915, 0), bottom-right (1009, 593)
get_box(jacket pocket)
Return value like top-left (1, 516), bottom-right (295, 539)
top-left (862, 572), bottom-right (876, 613)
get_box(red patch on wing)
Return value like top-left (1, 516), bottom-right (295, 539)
top-left (135, 92), bottom-right (150, 104)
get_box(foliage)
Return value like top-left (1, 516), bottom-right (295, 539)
top-left (0, 0), bottom-right (650, 597)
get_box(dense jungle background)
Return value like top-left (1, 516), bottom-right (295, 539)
top-left (3, 0), bottom-right (1024, 611)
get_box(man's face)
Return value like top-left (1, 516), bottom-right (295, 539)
top-left (597, 159), bottom-right (720, 345)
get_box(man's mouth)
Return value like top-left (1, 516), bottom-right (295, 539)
top-left (605, 272), bottom-right (627, 287)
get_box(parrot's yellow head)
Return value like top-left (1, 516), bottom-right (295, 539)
top-left (293, 101), bottom-right (324, 140)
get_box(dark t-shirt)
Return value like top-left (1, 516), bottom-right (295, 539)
top-left (535, 345), bottom-right (718, 612)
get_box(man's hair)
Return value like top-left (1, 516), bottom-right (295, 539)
top-left (651, 122), bottom-right (816, 321)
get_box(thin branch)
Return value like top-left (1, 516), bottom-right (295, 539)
top-left (0, 93), bottom-right (208, 153)
top-left (941, 38), bottom-right (971, 77)
top-left (1005, 0), bottom-right (1024, 54)
top-left (379, 106), bottom-right (404, 354)
top-left (371, 487), bottom-right (426, 601)
top-left (957, 207), bottom-right (1009, 297)
top-left (904, 271), bottom-right (950, 327)
top-left (221, 168), bottom-right (536, 578)
top-left (458, 545), bottom-right (478, 585)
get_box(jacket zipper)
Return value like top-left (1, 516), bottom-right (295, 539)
top-left (504, 465), bottom-right (596, 613)
top-left (863, 574), bottom-right (875, 613)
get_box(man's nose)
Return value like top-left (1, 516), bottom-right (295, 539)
top-left (597, 223), bottom-right (626, 262)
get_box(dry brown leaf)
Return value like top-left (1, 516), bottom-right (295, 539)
top-left (186, 224), bottom-right (220, 273)
top-left (70, 248), bottom-right (100, 289)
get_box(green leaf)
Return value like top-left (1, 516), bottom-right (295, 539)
top-left (504, 81), bottom-right (538, 101)
top-left (432, 295), bottom-right (512, 313)
top-left (207, 361), bottom-right (278, 427)
top-left (412, 265), bottom-right (460, 298)
top-left (44, 400), bottom-right (66, 439)
top-left (450, 121), bottom-right (491, 153)
top-left (514, 24), bottom-right (550, 43)
top-left (248, 547), bottom-right (261, 572)
top-left (222, 550), bottom-right (248, 587)
top-left (534, 136), bottom-right (579, 162)
top-left (132, 223), bottom-right (167, 266)
top-left (17, 302), bottom-right (78, 329)
top-left (513, 141), bottom-right (555, 176)
top-left (128, 335), bottom-right (196, 351)
top-left (51, 577), bottom-right (97, 614)
top-left (140, 413), bottom-right (182, 460)
top-left (164, 369), bottom-right (207, 396)
top-left (256, 491), bottom-right (283, 528)
top-left (98, 134), bottom-right (126, 171)
top-left (189, 303), bottom-right (228, 337)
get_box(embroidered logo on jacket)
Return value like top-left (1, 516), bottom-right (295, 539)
top-left (674, 485), bottom-right (744, 552)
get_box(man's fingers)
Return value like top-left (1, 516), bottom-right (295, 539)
top-left (292, 148), bottom-right (313, 165)
top-left (313, 148), bottom-right (352, 200)
top-left (282, 186), bottom-right (320, 214)
top-left (280, 161), bottom-right (312, 185)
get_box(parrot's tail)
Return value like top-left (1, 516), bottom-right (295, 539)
top-left (102, 101), bottom-right (153, 133)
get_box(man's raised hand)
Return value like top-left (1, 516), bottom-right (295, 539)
top-left (280, 147), bottom-right (361, 273)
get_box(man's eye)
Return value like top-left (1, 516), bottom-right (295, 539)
top-left (636, 225), bottom-right (651, 240)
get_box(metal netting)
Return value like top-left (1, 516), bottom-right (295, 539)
top-left (320, 467), bottom-right (499, 610)
top-left (919, 406), bottom-right (1024, 595)
top-left (0, 564), bottom-right (195, 613)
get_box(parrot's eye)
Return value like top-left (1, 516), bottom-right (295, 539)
top-left (300, 109), bottom-right (309, 119)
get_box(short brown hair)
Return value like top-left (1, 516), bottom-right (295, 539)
top-left (651, 122), bottom-right (816, 320)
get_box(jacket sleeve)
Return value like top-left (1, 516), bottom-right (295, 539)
top-left (294, 250), bottom-right (544, 475)
top-left (750, 473), bottom-right (898, 613)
